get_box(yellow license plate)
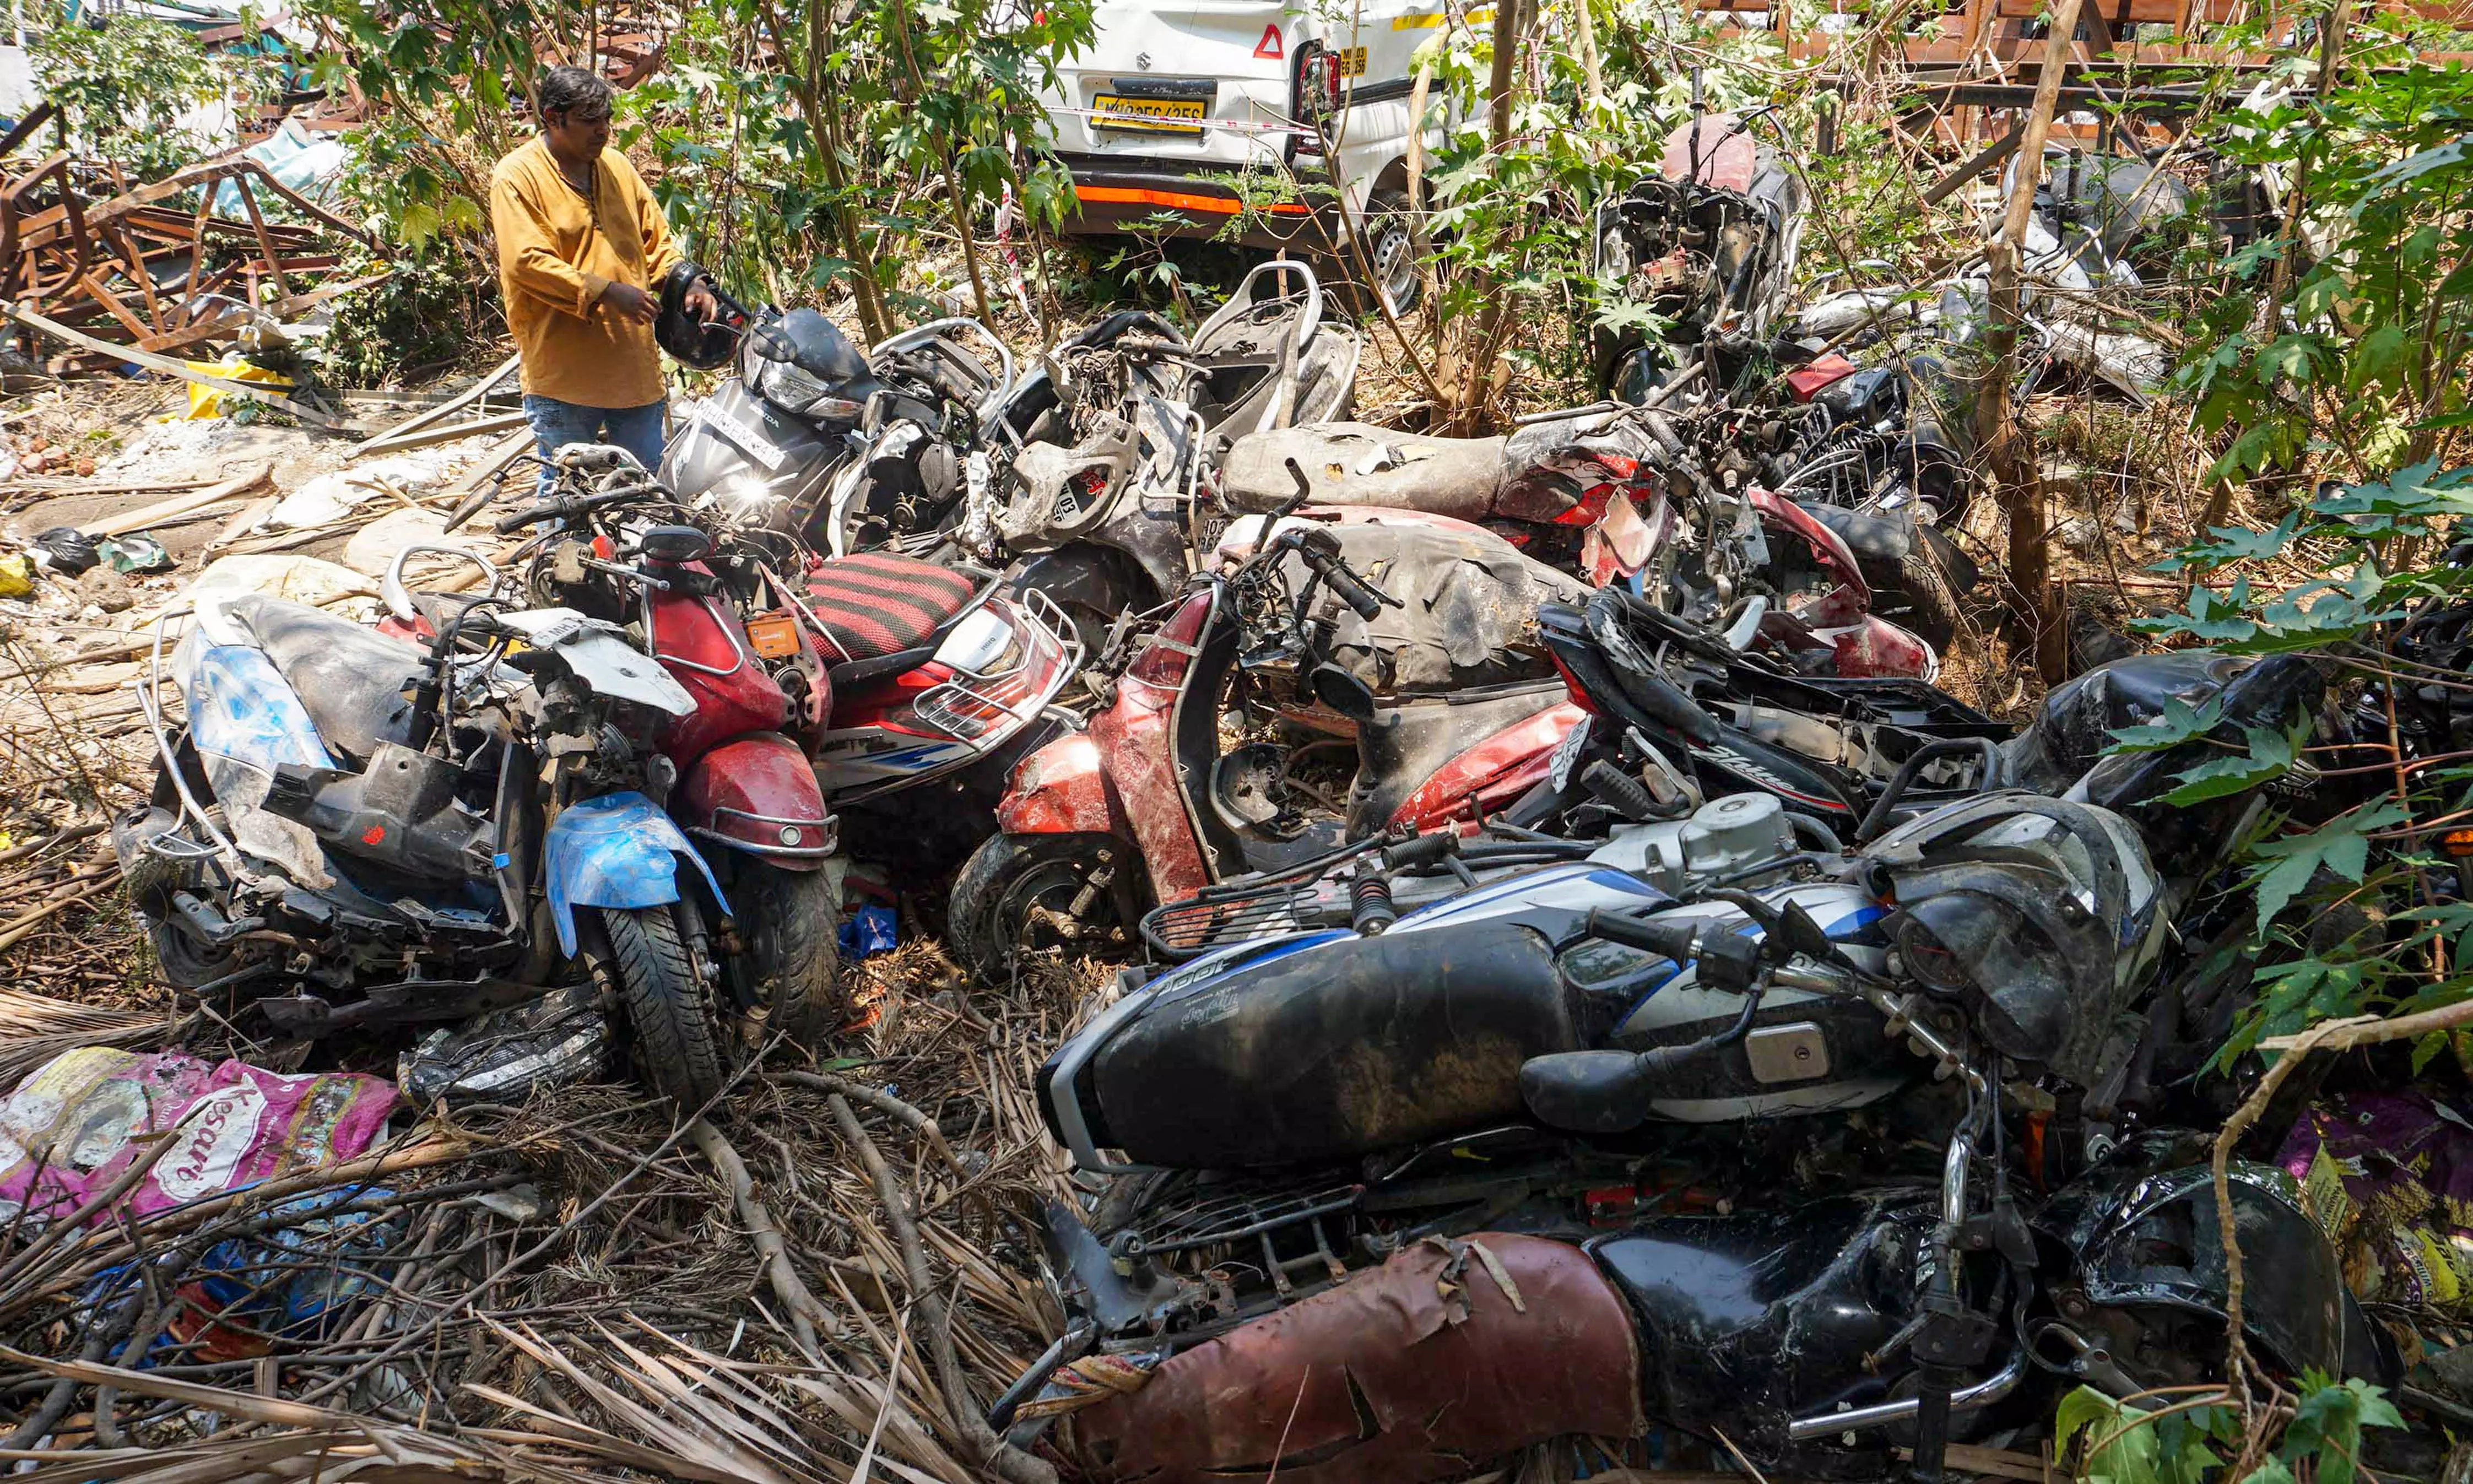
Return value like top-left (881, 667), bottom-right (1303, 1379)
top-left (1092, 94), bottom-right (1208, 134)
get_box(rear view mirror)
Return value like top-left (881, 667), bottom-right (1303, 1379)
top-left (638, 524), bottom-right (712, 564)
top-left (1310, 662), bottom-right (1377, 723)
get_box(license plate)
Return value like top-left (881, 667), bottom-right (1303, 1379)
top-left (701, 403), bottom-right (785, 472)
top-left (1092, 94), bottom-right (1208, 135)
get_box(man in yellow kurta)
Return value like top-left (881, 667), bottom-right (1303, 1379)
top-left (489, 66), bottom-right (713, 493)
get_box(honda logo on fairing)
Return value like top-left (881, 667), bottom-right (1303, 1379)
top-left (1702, 745), bottom-right (1852, 811)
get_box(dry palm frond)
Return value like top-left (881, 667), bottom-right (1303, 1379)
top-left (0, 1348), bottom-right (621, 1484)
top-left (0, 988), bottom-right (178, 1090)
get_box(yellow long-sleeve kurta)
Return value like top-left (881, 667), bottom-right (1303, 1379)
top-left (488, 137), bottom-right (681, 409)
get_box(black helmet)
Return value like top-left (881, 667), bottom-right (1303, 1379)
top-left (656, 261), bottom-right (741, 370)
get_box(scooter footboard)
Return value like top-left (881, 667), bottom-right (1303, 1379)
top-left (1049, 1232), bottom-right (1643, 1484)
top-left (544, 792), bottom-right (728, 955)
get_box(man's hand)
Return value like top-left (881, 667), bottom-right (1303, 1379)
top-left (600, 281), bottom-right (658, 324)
top-left (684, 283), bottom-right (721, 323)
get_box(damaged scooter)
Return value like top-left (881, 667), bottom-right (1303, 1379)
top-left (117, 447), bottom-right (836, 1107)
top-left (945, 470), bottom-right (1591, 981)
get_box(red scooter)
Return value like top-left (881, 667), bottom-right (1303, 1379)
top-left (407, 452), bottom-right (845, 1048)
top-left (945, 500), bottom-right (1583, 983)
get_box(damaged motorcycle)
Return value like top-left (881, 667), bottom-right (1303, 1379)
top-left (116, 449), bottom-right (833, 1107)
top-left (945, 479), bottom-right (1591, 980)
top-left (1001, 780), bottom-right (2390, 1482)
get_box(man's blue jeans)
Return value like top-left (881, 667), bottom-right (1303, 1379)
top-left (523, 396), bottom-right (667, 497)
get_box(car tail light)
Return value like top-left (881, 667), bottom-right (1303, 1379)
top-left (1294, 44), bottom-right (1343, 136)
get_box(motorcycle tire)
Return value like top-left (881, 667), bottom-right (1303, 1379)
top-left (733, 862), bottom-right (842, 1047)
top-left (946, 831), bottom-right (1140, 989)
top-left (125, 801), bottom-right (239, 988)
top-left (1874, 532), bottom-right (1967, 650)
top-left (598, 903), bottom-right (729, 1110)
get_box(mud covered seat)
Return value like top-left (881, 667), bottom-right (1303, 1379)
top-left (802, 554), bottom-right (976, 663)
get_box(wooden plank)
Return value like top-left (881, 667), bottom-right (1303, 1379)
top-left (80, 463), bottom-right (273, 538)
top-left (2, 302), bottom-right (348, 430)
top-left (1918, 121), bottom-right (2025, 209)
top-left (354, 408), bottom-right (531, 456)
top-left (231, 176), bottom-right (294, 302)
top-left (353, 351), bottom-right (521, 452)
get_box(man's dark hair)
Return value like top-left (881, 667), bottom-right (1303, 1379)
top-left (536, 65), bottom-right (613, 123)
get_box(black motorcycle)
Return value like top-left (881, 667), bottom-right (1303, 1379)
top-left (653, 266), bottom-right (1022, 557)
top-left (997, 784), bottom-right (2390, 1482)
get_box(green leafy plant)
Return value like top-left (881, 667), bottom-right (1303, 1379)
top-left (26, 7), bottom-right (272, 176)
top-left (2173, 46), bottom-right (2473, 485)
top-left (2053, 1374), bottom-right (2401, 1484)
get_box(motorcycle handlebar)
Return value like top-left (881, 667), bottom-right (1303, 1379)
top-left (1302, 545), bottom-right (1388, 621)
top-left (494, 486), bottom-right (653, 534)
top-left (1383, 832), bottom-right (1459, 870)
top-left (1587, 907), bottom-right (1700, 961)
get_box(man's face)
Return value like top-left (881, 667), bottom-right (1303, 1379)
top-left (544, 99), bottom-right (612, 159)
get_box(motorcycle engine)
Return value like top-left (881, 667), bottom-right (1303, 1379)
top-left (853, 421), bottom-right (960, 540)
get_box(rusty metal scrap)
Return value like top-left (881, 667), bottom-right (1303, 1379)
top-left (0, 128), bottom-right (387, 369)
top-left (1056, 1233), bottom-right (1646, 1484)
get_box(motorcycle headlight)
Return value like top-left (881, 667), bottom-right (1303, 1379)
top-left (753, 355), bottom-right (835, 416)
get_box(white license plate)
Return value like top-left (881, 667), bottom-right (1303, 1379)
top-left (702, 403), bottom-right (786, 472)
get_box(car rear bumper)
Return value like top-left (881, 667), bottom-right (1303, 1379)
top-left (1054, 152), bottom-right (1329, 245)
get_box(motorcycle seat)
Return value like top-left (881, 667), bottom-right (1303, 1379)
top-left (801, 553), bottom-right (977, 663)
top-left (1222, 423), bottom-right (1508, 521)
top-left (221, 594), bottom-right (425, 762)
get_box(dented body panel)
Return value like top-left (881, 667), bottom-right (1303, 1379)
top-left (1058, 1233), bottom-right (1643, 1484)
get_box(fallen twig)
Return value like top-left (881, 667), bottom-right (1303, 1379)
top-left (827, 1092), bottom-right (1058, 1484)
top-left (688, 1116), bottom-right (845, 1355)
top-left (776, 1070), bottom-right (965, 1176)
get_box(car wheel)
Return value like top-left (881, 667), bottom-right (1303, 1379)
top-left (1363, 188), bottom-right (1422, 317)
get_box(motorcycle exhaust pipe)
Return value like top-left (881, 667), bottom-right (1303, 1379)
top-left (1784, 1348), bottom-right (2027, 1442)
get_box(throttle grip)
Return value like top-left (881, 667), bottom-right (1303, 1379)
top-left (1586, 907), bottom-right (1699, 961)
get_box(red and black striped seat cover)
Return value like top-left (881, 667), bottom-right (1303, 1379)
top-left (802, 554), bottom-right (977, 662)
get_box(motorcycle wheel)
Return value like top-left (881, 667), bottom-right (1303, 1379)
top-left (1874, 530), bottom-right (1967, 649)
top-left (124, 800), bottom-right (239, 988)
top-left (731, 862), bottom-right (843, 1048)
top-left (128, 860), bottom-right (240, 987)
top-left (946, 832), bottom-right (1140, 988)
top-left (596, 903), bottom-right (729, 1109)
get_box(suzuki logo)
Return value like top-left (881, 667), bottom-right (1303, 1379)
top-left (1135, 49), bottom-right (1152, 68)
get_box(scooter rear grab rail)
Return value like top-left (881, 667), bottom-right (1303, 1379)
top-left (872, 316), bottom-right (1018, 429)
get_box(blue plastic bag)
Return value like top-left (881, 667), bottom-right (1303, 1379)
top-left (838, 905), bottom-right (899, 960)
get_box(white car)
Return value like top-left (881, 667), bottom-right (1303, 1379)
top-left (1037, 0), bottom-right (1474, 311)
